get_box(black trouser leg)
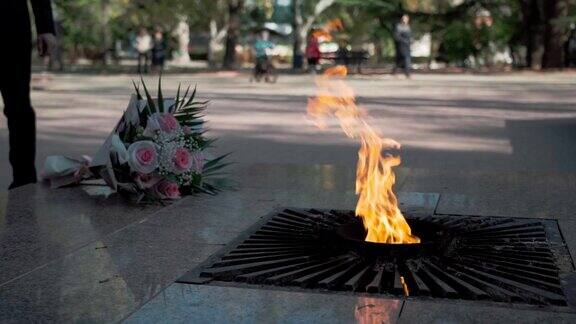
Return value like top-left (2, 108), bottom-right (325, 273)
top-left (1, 47), bottom-right (37, 189)
top-left (393, 53), bottom-right (402, 75)
top-left (404, 55), bottom-right (411, 77)
top-left (138, 53), bottom-right (149, 74)
top-left (137, 53), bottom-right (143, 73)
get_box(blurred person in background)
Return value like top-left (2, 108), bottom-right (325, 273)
top-left (392, 14), bottom-right (412, 78)
top-left (336, 39), bottom-right (350, 67)
top-left (1, 0), bottom-right (56, 189)
top-left (252, 30), bottom-right (275, 78)
top-left (567, 24), bottom-right (576, 67)
top-left (306, 31), bottom-right (321, 73)
top-left (151, 27), bottom-right (167, 74)
top-left (135, 27), bottom-right (152, 74)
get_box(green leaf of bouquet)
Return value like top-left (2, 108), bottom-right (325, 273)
top-left (177, 110), bottom-right (204, 119)
top-left (184, 84), bottom-right (199, 108)
top-left (184, 100), bottom-right (210, 106)
top-left (180, 102), bottom-right (209, 112)
top-left (132, 80), bottom-right (143, 100)
top-left (176, 112), bottom-right (205, 120)
top-left (140, 76), bottom-right (157, 114)
top-left (182, 121), bottom-right (205, 128)
top-left (203, 153), bottom-right (231, 170)
top-left (179, 85), bottom-right (191, 111)
top-left (173, 83), bottom-right (181, 113)
top-left (190, 183), bottom-right (214, 194)
top-left (189, 84), bottom-right (197, 103)
top-left (203, 162), bottom-right (234, 175)
top-left (157, 75), bottom-right (164, 113)
top-left (203, 171), bottom-right (232, 178)
top-left (175, 116), bottom-right (204, 124)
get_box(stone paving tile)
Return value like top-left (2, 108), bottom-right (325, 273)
top-left (0, 187), bottom-right (439, 323)
top-left (398, 300), bottom-right (576, 324)
top-left (559, 220), bottom-right (576, 267)
top-left (125, 284), bottom-right (404, 324)
top-left (403, 169), bottom-right (576, 219)
top-left (0, 184), bottom-right (160, 286)
top-left (0, 218), bottom-right (224, 322)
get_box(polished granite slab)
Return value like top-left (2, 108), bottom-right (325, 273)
top-left (0, 164), bottom-right (368, 322)
top-left (0, 183), bottom-right (161, 286)
top-left (398, 300), bottom-right (576, 324)
top-left (1, 163), bottom-right (575, 323)
top-left (0, 185), bottom-right (434, 322)
top-left (125, 284), bottom-right (403, 324)
top-left (401, 168), bottom-right (576, 220)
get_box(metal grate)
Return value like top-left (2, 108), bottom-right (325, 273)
top-left (179, 208), bottom-right (574, 307)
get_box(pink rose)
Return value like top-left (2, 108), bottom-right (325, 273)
top-left (172, 147), bottom-right (192, 174)
top-left (190, 151), bottom-right (204, 173)
top-left (158, 113), bottom-right (180, 133)
top-left (153, 180), bottom-right (180, 199)
top-left (127, 141), bottom-right (158, 174)
top-left (144, 113), bottom-right (180, 136)
top-left (135, 173), bottom-right (161, 189)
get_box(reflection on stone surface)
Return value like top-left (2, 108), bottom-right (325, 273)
top-left (355, 297), bottom-right (402, 324)
top-left (80, 180), bottom-right (116, 198)
top-left (125, 284), bottom-right (404, 323)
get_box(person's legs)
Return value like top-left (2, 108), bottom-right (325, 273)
top-left (137, 53), bottom-right (143, 73)
top-left (1, 44), bottom-right (36, 189)
top-left (137, 52), bottom-right (148, 74)
top-left (393, 51), bottom-right (402, 75)
top-left (404, 54), bottom-right (411, 77)
top-left (144, 53), bottom-right (149, 73)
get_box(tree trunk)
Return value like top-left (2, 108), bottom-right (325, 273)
top-left (292, 0), bottom-right (304, 70)
top-left (100, 0), bottom-right (112, 66)
top-left (223, 0), bottom-right (243, 69)
top-left (521, 0), bottom-right (545, 69)
top-left (542, 0), bottom-right (569, 68)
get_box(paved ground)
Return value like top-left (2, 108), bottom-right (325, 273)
top-left (1, 71), bottom-right (576, 190)
top-left (1, 71), bottom-right (576, 322)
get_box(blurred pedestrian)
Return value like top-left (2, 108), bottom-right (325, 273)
top-left (1, 0), bottom-right (56, 189)
top-left (135, 27), bottom-right (152, 74)
top-left (567, 24), bottom-right (576, 68)
top-left (393, 14), bottom-right (412, 78)
top-left (306, 31), bottom-right (321, 73)
top-left (151, 27), bottom-right (167, 74)
top-left (252, 30), bottom-right (275, 79)
top-left (336, 40), bottom-right (350, 67)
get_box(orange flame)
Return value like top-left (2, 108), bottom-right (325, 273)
top-left (312, 18), bottom-right (344, 42)
top-left (307, 66), bottom-right (420, 244)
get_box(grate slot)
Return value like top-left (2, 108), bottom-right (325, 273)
top-left (182, 209), bottom-right (571, 308)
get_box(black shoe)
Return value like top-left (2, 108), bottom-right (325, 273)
top-left (9, 178), bottom-right (37, 190)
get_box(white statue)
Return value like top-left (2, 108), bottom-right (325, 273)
top-left (171, 18), bottom-right (191, 65)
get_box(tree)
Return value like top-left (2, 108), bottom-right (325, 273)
top-left (292, 0), bottom-right (337, 70)
top-left (223, 0), bottom-right (245, 69)
top-left (518, 0), bottom-right (574, 69)
top-left (53, 0), bottom-right (124, 64)
top-left (543, 0), bottom-right (571, 67)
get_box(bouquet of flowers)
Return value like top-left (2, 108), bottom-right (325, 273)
top-left (42, 79), bottom-right (229, 202)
